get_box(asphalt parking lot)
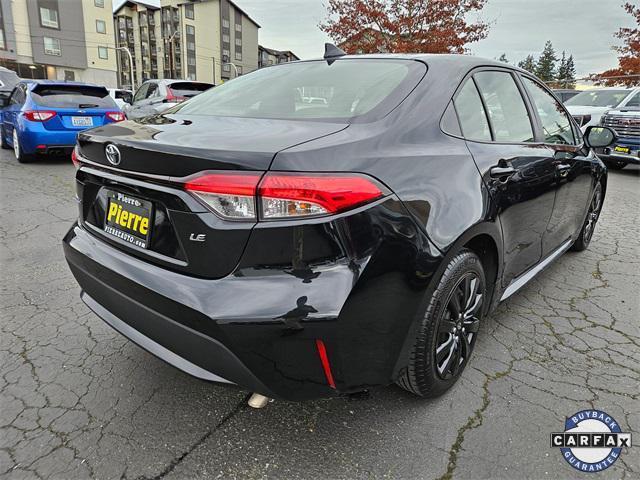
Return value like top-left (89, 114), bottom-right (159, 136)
top-left (1, 149), bottom-right (638, 480)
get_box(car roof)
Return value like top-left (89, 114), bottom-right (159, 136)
top-left (22, 80), bottom-right (105, 89)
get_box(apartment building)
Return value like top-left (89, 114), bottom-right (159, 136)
top-left (0, 0), bottom-right (118, 85)
top-left (258, 45), bottom-right (299, 69)
top-left (113, 0), bottom-right (259, 89)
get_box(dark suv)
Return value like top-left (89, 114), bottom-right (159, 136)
top-left (63, 51), bottom-right (616, 401)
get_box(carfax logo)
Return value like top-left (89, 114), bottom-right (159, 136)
top-left (551, 410), bottom-right (632, 473)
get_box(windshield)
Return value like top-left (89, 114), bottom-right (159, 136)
top-left (565, 89), bottom-right (630, 108)
top-left (172, 59), bottom-right (423, 121)
top-left (32, 85), bottom-right (117, 109)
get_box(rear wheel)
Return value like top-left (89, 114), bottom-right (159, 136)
top-left (397, 249), bottom-right (486, 398)
top-left (572, 182), bottom-right (603, 252)
top-left (13, 129), bottom-right (32, 164)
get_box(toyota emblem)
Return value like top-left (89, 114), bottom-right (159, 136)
top-left (105, 144), bottom-right (121, 166)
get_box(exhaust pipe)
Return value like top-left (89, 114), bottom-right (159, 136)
top-left (247, 393), bottom-right (271, 409)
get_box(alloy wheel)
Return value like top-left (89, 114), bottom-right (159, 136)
top-left (435, 273), bottom-right (483, 380)
top-left (13, 129), bottom-right (19, 159)
top-left (583, 185), bottom-right (602, 244)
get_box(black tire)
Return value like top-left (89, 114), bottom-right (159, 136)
top-left (571, 182), bottom-right (603, 252)
top-left (605, 160), bottom-right (626, 170)
top-left (0, 125), bottom-right (9, 149)
top-left (12, 128), bottom-right (33, 164)
top-left (397, 249), bottom-right (486, 398)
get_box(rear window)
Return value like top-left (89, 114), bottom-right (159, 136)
top-left (168, 82), bottom-right (213, 97)
top-left (172, 59), bottom-right (425, 121)
top-left (31, 85), bottom-right (117, 109)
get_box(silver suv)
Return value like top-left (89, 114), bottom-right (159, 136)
top-left (124, 79), bottom-right (214, 120)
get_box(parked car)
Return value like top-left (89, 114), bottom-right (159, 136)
top-left (565, 87), bottom-right (639, 129)
top-left (0, 80), bottom-right (124, 163)
top-left (124, 79), bottom-right (213, 119)
top-left (64, 51), bottom-right (616, 402)
top-left (598, 93), bottom-right (640, 169)
top-left (0, 67), bottom-right (20, 105)
top-left (108, 88), bottom-right (133, 110)
top-left (552, 88), bottom-right (579, 103)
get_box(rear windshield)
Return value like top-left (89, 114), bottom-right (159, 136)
top-left (172, 59), bottom-right (424, 121)
top-left (31, 85), bottom-right (117, 109)
top-left (565, 89), bottom-right (630, 108)
top-left (169, 82), bottom-right (213, 97)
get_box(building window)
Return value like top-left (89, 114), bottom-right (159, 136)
top-left (223, 64), bottom-right (230, 72)
top-left (222, 19), bottom-right (229, 28)
top-left (98, 46), bottom-right (108, 59)
top-left (0, 27), bottom-right (4, 50)
top-left (235, 38), bottom-right (242, 47)
top-left (222, 34), bottom-right (230, 43)
top-left (187, 42), bottom-right (195, 51)
top-left (235, 51), bottom-right (242, 61)
top-left (43, 37), bottom-right (61, 56)
top-left (94, 0), bottom-right (104, 7)
top-left (185, 4), bottom-right (194, 20)
top-left (186, 25), bottom-right (195, 35)
top-left (236, 66), bottom-right (242, 75)
top-left (64, 70), bottom-right (75, 81)
top-left (96, 19), bottom-right (106, 34)
top-left (40, 6), bottom-right (59, 29)
top-left (235, 23), bottom-right (241, 32)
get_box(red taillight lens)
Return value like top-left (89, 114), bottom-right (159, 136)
top-left (258, 173), bottom-right (387, 219)
top-left (183, 172), bottom-right (261, 220)
top-left (164, 87), bottom-right (186, 103)
top-left (71, 147), bottom-right (80, 168)
top-left (182, 172), bottom-right (388, 221)
top-left (106, 111), bottom-right (125, 122)
top-left (24, 110), bottom-right (56, 122)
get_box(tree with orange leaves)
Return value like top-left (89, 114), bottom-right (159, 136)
top-left (592, 3), bottom-right (640, 87)
top-left (320, 0), bottom-right (490, 54)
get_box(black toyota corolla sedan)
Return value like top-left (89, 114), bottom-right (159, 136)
top-left (63, 48), bottom-right (617, 401)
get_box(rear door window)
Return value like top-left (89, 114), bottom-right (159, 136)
top-left (453, 79), bottom-right (491, 142)
top-left (624, 92), bottom-right (640, 108)
top-left (168, 82), bottom-right (213, 98)
top-left (522, 77), bottom-right (575, 145)
top-left (473, 71), bottom-right (534, 143)
top-left (31, 85), bottom-right (116, 109)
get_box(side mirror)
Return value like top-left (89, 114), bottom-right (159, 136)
top-left (584, 126), bottom-right (617, 148)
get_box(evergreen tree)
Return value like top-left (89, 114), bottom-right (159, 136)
top-left (557, 51), bottom-right (569, 85)
top-left (565, 55), bottom-right (577, 88)
top-left (518, 55), bottom-right (536, 73)
top-left (535, 41), bottom-right (558, 82)
top-left (498, 53), bottom-right (509, 64)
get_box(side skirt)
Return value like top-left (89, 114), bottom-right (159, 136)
top-left (500, 238), bottom-right (573, 301)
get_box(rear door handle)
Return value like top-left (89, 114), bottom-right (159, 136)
top-left (490, 166), bottom-right (516, 178)
top-left (556, 164), bottom-right (571, 177)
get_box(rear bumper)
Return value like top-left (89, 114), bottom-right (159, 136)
top-left (20, 124), bottom-right (78, 154)
top-left (63, 197), bottom-right (443, 400)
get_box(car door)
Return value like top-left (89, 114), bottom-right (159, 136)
top-left (126, 82), bottom-right (150, 119)
top-left (3, 84), bottom-right (26, 138)
top-left (455, 69), bottom-right (558, 286)
top-left (520, 76), bottom-right (594, 257)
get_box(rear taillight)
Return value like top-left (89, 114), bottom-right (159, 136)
top-left (184, 172), bottom-right (261, 220)
top-left (71, 146), bottom-right (81, 168)
top-left (259, 173), bottom-right (387, 219)
top-left (182, 172), bottom-right (388, 221)
top-left (164, 87), bottom-right (186, 103)
top-left (106, 111), bottom-right (125, 122)
top-left (24, 110), bottom-right (56, 122)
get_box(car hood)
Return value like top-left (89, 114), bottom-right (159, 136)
top-left (77, 114), bottom-right (349, 176)
top-left (565, 106), bottom-right (611, 116)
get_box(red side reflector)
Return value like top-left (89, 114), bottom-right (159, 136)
top-left (36, 144), bottom-right (46, 150)
top-left (315, 339), bottom-right (336, 389)
top-left (183, 172), bottom-right (261, 196)
top-left (259, 173), bottom-right (387, 215)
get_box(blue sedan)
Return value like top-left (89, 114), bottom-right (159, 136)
top-left (0, 80), bottom-right (124, 163)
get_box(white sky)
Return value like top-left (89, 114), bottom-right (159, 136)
top-left (239, 0), bottom-right (634, 77)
